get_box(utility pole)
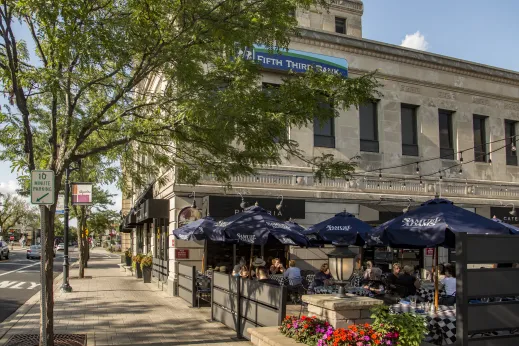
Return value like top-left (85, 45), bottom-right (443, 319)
top-left (61, 161), bottom-right (81, 292)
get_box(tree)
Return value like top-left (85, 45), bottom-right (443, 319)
top-left (0, 193), bottom-right (30, 238)
top-left (0, 1), bottom-right (379, 344)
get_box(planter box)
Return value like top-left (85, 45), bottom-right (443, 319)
top-left (135, 262), bottom-right (143, 279)
top-left (125, 256), bottom-right (132, 266)
top-left (247, 327), bottom-right (436, 346)
top-left (143, 266), bottom-right (152, 283)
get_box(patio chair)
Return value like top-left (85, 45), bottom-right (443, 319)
top-left (196, 276), bottom-right (212, 308)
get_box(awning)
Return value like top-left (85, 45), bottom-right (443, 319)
top-left (136, 199), bottom-right (169, 224)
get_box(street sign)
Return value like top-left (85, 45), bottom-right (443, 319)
top-left (56, 194), bottom-right (65, 214)
top-left (31, 170), bottom-right (55, 205)
top-left (71, 182), bottom-right (93, 205)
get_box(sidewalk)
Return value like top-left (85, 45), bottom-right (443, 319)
top-left (0, 249), bottom-right (251, 346)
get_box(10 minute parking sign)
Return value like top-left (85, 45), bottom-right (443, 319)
top-left (31, 170), bottom-right (55, 205)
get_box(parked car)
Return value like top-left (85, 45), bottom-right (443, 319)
top-left (27, 245), bottom-right (41, 260)
top-left (56, 243), bottom-right (65, 251)
top-left (0, 241), bottom-right (9, 260)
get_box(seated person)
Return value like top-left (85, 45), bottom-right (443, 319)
top-left (363, 267), bottom-right (385, 296)
top-left (256, 266), bottom-right (279, 285)
top-left (270, 258), bottom-right (285, 274)
top-left (363, 261), bottom-right (374, 283)
top-left (232, 257), bottom-right (246, 277)
top-left (239, 265), bottom-right (250, 279)
top-left (314, 263), bottom-right (333, 287)
top-left (395, 265), bottom-right (421, 297)
top-left (439, 266), bottom-right (456, 305)
top-left (387, 262), bottom-right (401, 287)
top-left (283, 260), bottom-right (302, 285)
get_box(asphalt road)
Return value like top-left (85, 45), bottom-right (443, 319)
top-left (0, 248), bottom-right (78, 323)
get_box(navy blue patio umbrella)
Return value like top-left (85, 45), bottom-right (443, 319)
top-left (367, 198), bottom-right (516, 249)
top-left (214, 205), bottom-right (309, 246)
top-left (492, 216), bottom-right (519, 234)
top-left (302, 211), bottom-right (373, 246)
top-left (173, 216), bottom-right (225, 242)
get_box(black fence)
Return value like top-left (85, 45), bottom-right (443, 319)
top-left (211, 271), bottom-right (287, 340)
top-left (178, 263), bottom-right (196, 307)
top-left (153, 257), bottom-right (168, 283)
top-left (456, 232), bottom-right (519, 346)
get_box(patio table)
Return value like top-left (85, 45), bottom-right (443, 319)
top-left (416, 286), bottom-right (446, 302)
top-left (390, 304), bottom-right (456, 345)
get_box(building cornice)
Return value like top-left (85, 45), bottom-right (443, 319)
top-left (295, 28), bottom-right (519, 86)
top-left (329, 0), bottom-right (363, 15)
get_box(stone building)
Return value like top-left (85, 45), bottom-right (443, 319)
top-left (121, 0), bottom-right (519, 296)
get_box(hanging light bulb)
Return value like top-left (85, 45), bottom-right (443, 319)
top-left (489, 157), bottom-right (492, 165)
top-left (419, 176), bottom-right (423, 186)
top-left (512, 142), bottom-right (517, 152)
top-left (402, 180), bottom-right (406, 187)
top-left (389, 182), bottom-right (392, 188)
top-left (439, 171), bottom-right (443, 180)
top-left (415, 163), bottom-right (420, 174)
top-left (458, 166), bottom-right (463, 174)
top-left (459, 152), bottom-right (464, 163)
top-left (379, 170), bottom-right (382, 180)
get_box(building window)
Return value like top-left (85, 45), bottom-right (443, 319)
top-left (314, 116), bottom-right (335, 148)
top-left (401, 105), bottom-right (418, 156)
top-left (473, 115), bottom-right (487, 162)
top-left (439, 110), bottom-right (454, 160)
top-left (335, 17), bottom-right (346, 34)
top-left (505, 120), bottom-right (517, 166)
top-left (359, 102), bottom-right (379, 152)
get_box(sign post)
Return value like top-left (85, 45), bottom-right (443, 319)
top-left (31, 170), bottom-right (55, 346)
top-left (55, 194), bottom-right (65, 215)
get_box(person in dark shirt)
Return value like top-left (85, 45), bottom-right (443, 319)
top-left (396, 265), bottom-right (421, 296)
top-left (386, 262), bottom-right (401, 286)
top-left (314, 263), bottom-right (333, 287)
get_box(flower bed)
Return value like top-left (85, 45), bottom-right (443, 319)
top-left (280, 306), bottom-right (426, 346)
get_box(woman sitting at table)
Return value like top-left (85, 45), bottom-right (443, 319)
top-left (239, 265), bottom-right (250, 279)
top-left (363, 267), bottom-right (385, 296)
top-left (270, 258), bottom-right (285, 274)
top-left (363, 261), bottom-right (374, 283)
top-left (439, 266), bottom-right (456, 305)
top-left (314, 263), bottom-right (333, 287)
top-left (395, 265), bottom-right (421, 297)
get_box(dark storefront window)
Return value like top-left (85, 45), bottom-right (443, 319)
top-left (335, 17), bottom-right (346, 34)
top-left (314, 116), bottom-right (335, 148)
top-left (401, 105), bottom-right (419, 156)
top-left (439, 110), bottom-right (454, 160)
top-left (473, 115), bottom-right (487, 162)
top-left (505, 120), bottom-right (518, 166)
top-left (360, 101), bottom-right (379, 152)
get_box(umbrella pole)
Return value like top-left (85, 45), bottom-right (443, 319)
top-left (249, 243), bottom-right (254, 280)
top-left (434, 247), bottom-right (439, 312)
top-left (233, 244), bottom-right (236, 268)
top-left (202, 241), bottom-right (206, 273)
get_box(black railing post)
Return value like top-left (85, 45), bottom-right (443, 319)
top-left (456, 232), bottom-right (468, 346)
top-left (236, 276), bottom-right (242, 339)
top-left (192, 265), bottom-right (197, 307)
top-left (278, 285), bottom-right (287, 326)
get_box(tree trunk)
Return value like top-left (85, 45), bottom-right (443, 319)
top-left (77, 209), bottom-right (87, 279)
top-left (40, 205), bottom-right (55, 346)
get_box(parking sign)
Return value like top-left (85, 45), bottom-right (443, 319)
top-left (31, 170), bottom-right (55, 205)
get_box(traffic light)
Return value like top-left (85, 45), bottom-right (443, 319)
top-left (85, 229), bottom-right (89, 237)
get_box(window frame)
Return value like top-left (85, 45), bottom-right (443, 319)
top-left (359, 101), bottom-right (379, 153)
top-left (505, 119), bottom-right (518, 166)
top-left (335, 17), bottom-right (346, 34)
top-left (473, 114), bottom-right (488, 163)
top-left (438, 109), bottom-right (454, 160)
top-left (401, 104), bottom-right (419, 157)
top-left (314, 116), bottom-right (335, 148)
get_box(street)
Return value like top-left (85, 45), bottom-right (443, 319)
top-left (0, 247), bottom-right (78, 323)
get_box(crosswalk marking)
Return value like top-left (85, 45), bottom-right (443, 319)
top-left (0, 280), bottom-right (41, 290)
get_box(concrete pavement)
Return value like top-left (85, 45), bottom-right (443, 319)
top-left (0, 248), bottom-right (251, 346)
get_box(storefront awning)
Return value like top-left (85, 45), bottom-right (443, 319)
top-left (136, 199), bottom-right (169, 224)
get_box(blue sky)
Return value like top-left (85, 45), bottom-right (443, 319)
top-left (1, 0), bottom-right (519, 210)
top-left (363, 0), bottom-right (519, 71)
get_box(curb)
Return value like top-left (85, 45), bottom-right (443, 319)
top-left (0, 261), bottom-right (79, 342)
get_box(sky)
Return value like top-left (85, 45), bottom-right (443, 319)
top-left (1, 0), bottom-right (519, 211)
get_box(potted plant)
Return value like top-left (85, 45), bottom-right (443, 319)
top-left (141, 254), bottom-right (153, 283)
top-left (132, 254), bottom-right (144, 278)
top-left (124, 248), bottom-right (132, 266)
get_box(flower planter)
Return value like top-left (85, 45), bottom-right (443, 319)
top-left (135, 262), bottom-right (143, 278)
top-left (125, 255), bottom-right (132, 266)
top-left (142, 266), bottom-right (152, 283)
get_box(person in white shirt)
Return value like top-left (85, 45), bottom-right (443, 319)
top-left (440, 267), bottom-right (456, 305)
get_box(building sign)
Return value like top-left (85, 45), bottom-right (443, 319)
top-left (175, 249), bottom-right (189, 259)
top-left (490, 207), bottom-right (519, 224)
top-left (178, 207), bottom-right (202, 227)
top-left (425, 248), bottom-right (434, 256)
top-left (71, 183), bottom-right (93, 205)
top-left (240, 45), bottom-right (348, 77)
top-left (202, 196), bottom-right (305, 220)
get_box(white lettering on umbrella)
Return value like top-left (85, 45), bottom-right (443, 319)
top-left (370, 236), bottom-right (383, 244)
top-left (216, 221), bottom-right (231, 227)
top-left (176, 234), bottom-right (190, 240)
top-left (326, 225), bottom-right (352, 231)
top-left (237, 234), bottom-right (256, 243)
top-left (402, 217), bottom-right (441, 227)
top-left (278, 237), bottom-right (296, 245)
top-left (266, 222), bottom-right (290, 230)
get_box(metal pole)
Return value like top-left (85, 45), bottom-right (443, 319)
top-left (39, 205), bottom-right (48, 346)
top-left (61, 167), bottom-right (72, 292)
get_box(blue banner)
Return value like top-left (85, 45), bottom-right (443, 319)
top-left (249, 45), bottom-right (348, 77)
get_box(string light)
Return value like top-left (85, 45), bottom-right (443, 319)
top-left (379, 170), bottom-right (382, 180)
top-left (458, 166), bottom-right (463, 174)
top-left (439, 171), bottom-right (443, 180)
top-left (415, 163), bottom-right (420, 174)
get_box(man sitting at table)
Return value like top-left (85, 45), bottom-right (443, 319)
top-left (256, 266), bottom-right (280, 285)
top-left (439, 266), bottom-right (456, 305)
top-left (314, 263), bottom-right (333, 287)
top-left (363, 267), bottom-right (385, 296)
top-left (394, 265), bottom-right (421, 297)
top-left (284, 260), bottom-right (303, 285)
